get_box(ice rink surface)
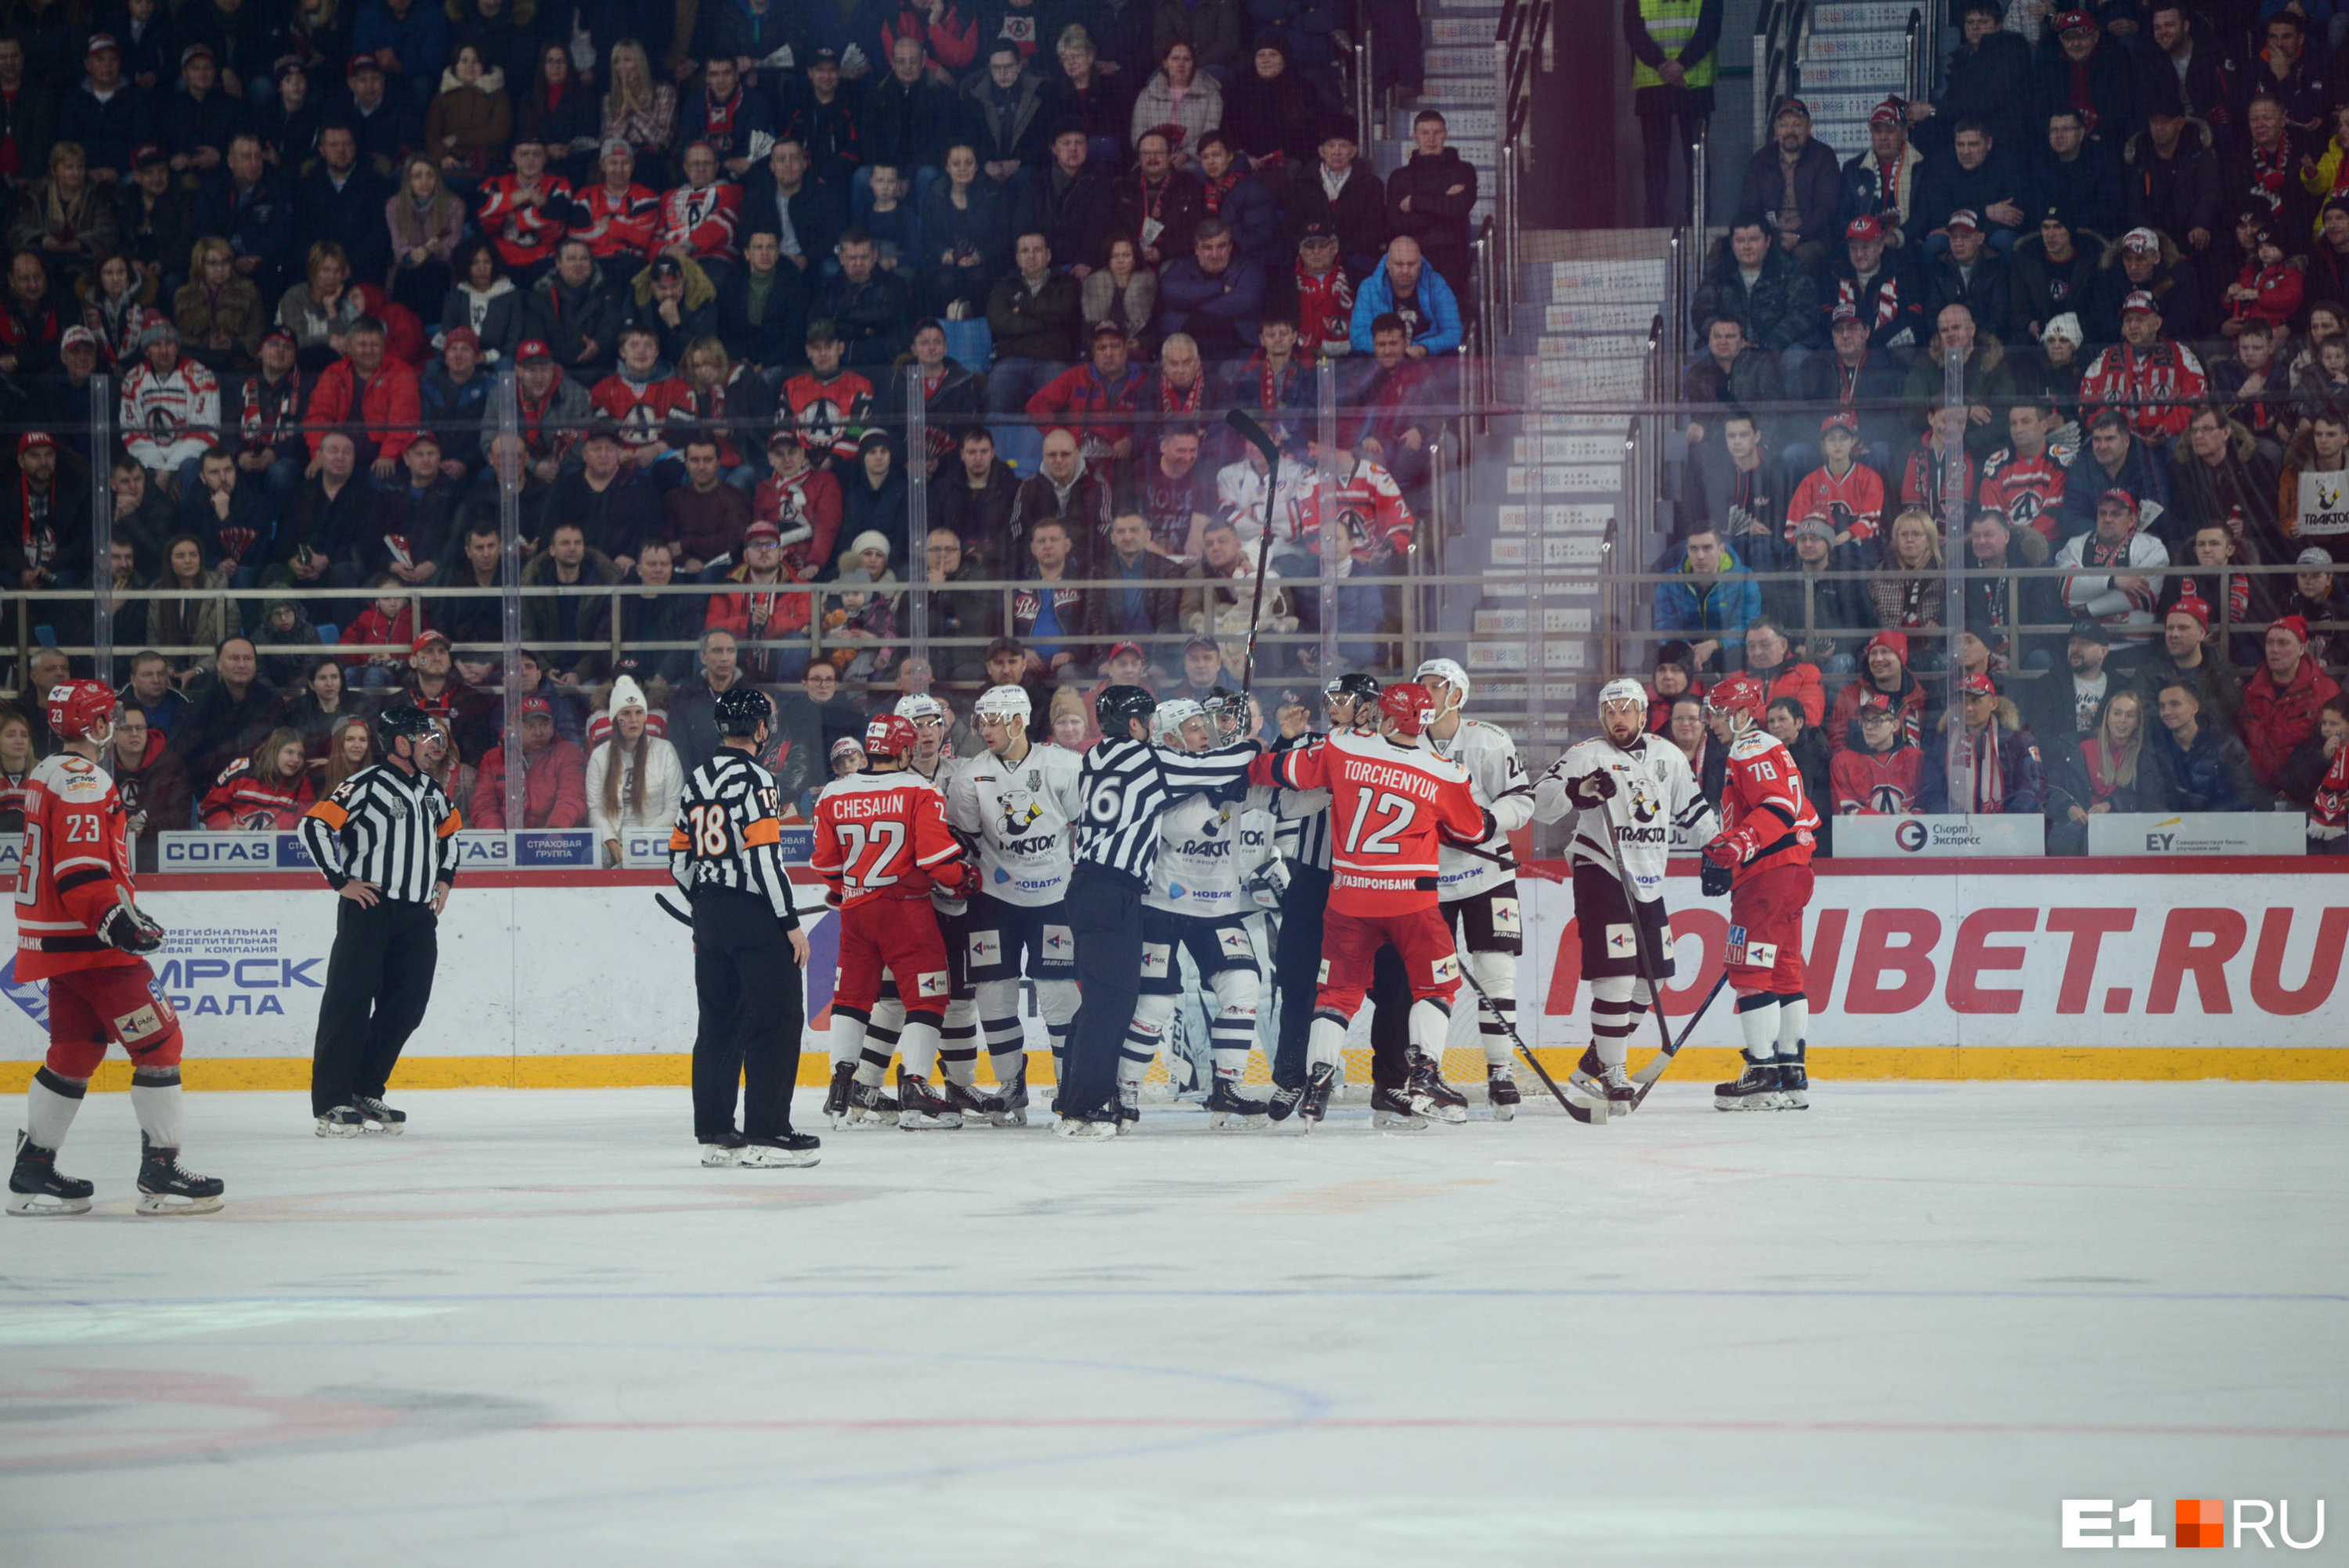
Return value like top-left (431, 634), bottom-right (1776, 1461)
top-left (2, 1081), bottom-right (2344, 1567)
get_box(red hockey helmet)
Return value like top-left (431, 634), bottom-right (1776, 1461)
top-left (862, 713), bottom-right (918, 759)
top-left (1377, 681), bottom-right (1437, 737)
top-left (46, 679), bottom-right (117, 741)
top-left (1704, 672), bottom-right (1768, 726)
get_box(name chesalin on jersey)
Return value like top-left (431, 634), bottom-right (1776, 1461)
top-left (811, 770), bottom-right (966, 907)
top-left (1427, 718), bottom-right (1537, 900)
top-left (1535, 734), bottom-right (1719, 903)
top-left (946, 744), bottom-right (1084, 905)
top-left (1250, 730), bottom-right (1489, 914)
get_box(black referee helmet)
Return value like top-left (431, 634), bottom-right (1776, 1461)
top-left (714, 687), bottom-right (774, 736)
top-left (1324, 672), bottom-right (1381, 705)
top-left (1096, 683), bottom-right (1156, 737)
top-left (375, 705), bottom-right (439, 752)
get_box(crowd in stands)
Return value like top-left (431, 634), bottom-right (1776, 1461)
top-left (1663, 0), bottom-right (2349, 850)
top-left (0, 0), bottom-right (1484, 856)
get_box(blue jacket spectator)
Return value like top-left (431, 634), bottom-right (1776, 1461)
top-left (352, 0), bottom-right (452, 103)
top-left (1349, 240), bottom-right (1461, 355)
top-left (1652, 525), bottom-right (1761, 673)
top-left (2059, 409), bottom-right (2172, 542)
top-left (1158, 222), bottom-right (1266, 359)
top-left (2149, 681), bottom-right (2268, 811)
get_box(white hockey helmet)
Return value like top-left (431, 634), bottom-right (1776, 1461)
top-left (1599, 677), bottom-right (1648, 711)
top-left (1415, 657), bottom-right (1471, 699)
top-left (895, 693), bottom-right (946, 726)
top-left (1153, 697), bottom-right (1206, 744)
top-left (972, 683), bottom-right (1032, 723)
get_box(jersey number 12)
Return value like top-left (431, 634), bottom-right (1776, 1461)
top-left (1342, 790), bottom-right (1416, 856)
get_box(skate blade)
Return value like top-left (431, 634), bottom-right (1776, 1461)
top-left (359, 1122), bottom-right (405, 1136)
top-left (991, 1108), bottom-right (1028, 1127)
top-left (1370, 1109), bottom-right (1428, 1130)
top-left (6, 1194), bottom-right (92, 1217)
top-left (1409, 1098), bottom-right (1468, 1126)
top-left (898, 1112), bottom-right (964, 1130)
top-left (1489, 1102), bottom-right (1515, 1122)
top-left (314, 1123), bottom-right (360, 1139)
top-left (1776, 1093), bottom-right (1806, 1110)
top-left (1052, 1117), bottom-right (1117, 1141)
top-left (1714, 1096), bottom-right (1773, 1112)
top-left (700, 1145), bottom-right (740, 1166)
top-left (135, 1192), bottom-right (223, 1216)
top-left (735, 1149), bottom-right (821, 1168)
top-left (1211, 1111), bottom-right (1268, 1131)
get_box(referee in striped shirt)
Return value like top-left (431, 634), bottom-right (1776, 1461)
top-left (1265, 674), bottom-right (1379, 1113)
top-left (298, 705), bottom-right (460, 1137)
top-left (1059, 685), bottom-right (1261, 1137)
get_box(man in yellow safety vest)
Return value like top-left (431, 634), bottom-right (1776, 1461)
top-left (1626, 0), bottom-right (1723, 227)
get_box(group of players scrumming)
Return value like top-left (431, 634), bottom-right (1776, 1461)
top-left (6, 651), bottom-right (1824, 1203)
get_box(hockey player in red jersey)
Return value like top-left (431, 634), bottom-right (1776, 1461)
top-left (8, 682), bottom-right (223, 1216)
top-left (1249, 682), bottom-right (1495, 1126)
top-left (1700, 672), bottom-right (1822, 1112)
top-left (812, 714), bottom-right (974, 1130)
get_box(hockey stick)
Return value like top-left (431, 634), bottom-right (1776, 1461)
top-left (1627, 970), bottom-right (1730, 1111)
top-left (1456, 960), bottom-right (1605, 1124)
top-left (655, 893), bottom-right (692, 927)
top-left (1559, 779), bottom-right (1687, 1110)
top-left (1223, 407), bottom-right (1280, 700)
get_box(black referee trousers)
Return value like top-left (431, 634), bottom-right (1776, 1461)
top-left (311, 898), bottom-right (438, 1115)
top-left (690, 886), bottom-right (805, 1141)
top-left (1061, 861), bottom-right (1142, 1121)
top-left (1270, 861), bottom-right (1330, 1091)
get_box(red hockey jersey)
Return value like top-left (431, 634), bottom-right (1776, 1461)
top-left (656, 180), bottom-right (743, 262)
top-left (779, 369), bottom-right (874, 464)
top-left (14, 753), bottom-right (139, 982)
top-left (591, 372), bottom-right (692, 450)
top-left (200, 761), bottom-right (318, 831)
top-left (1979, 445), bottom-right (2069, 542)
top-left (754, 466), bottom-right (842, 575)
top-left (1785, 460), bottom-right (1885, 543)
top-left (2080, 338), bottom-right (2209, 443)
top-left (1716, 729), bottom-right (1820, 881)
top-left (1830, 744), bottom-right (1923, 815)
top-left (1250, 729), bottom-right (1489, 915)
top-left (569, 181), bottom-right (661, 261)
top-left (478, 174), bottom-right (576, 271)
top-left (811, 770), bottom-right (969, 908)
top-left (1292, 262), bottom-right (1354, 354)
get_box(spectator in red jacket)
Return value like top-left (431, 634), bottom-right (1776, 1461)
top-left (200, 726), bottom-right (318, 829)
top-left (1644, 640), bottom-right (1707, 733)
top-left (1831, 692), bottom-right (1925, 814)
top-left (1825, 629), bottom-right (1932, 754)
top-left (1740, 615), bottom-right (1827, 725)
top-left (2239, 615), bottom-right (2344, 790)
top-left (337, 578), bottom-right (419, 687)
top-left (471, 693), bottom-right (589, 827)
top-left (304, 316), bottom-right (425, 478)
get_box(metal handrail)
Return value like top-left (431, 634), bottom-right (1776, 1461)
top-left (1904, 8), bottom-right (1924, 105)
top-left (1752, 0), bottom-right (1817, 146)
top-left (1352, 23), bottom-right (1377, 161)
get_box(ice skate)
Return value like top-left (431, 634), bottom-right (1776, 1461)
top-left (700, 1132), bottom-right (745, 1166)
top-left (896, 1073), bottom-right (964, 1129)
top-left (843, 1081), bottom-right (900, 1126)
top-left (1777, 1044), bottom-right (1809, 1110)
top-left (1486, 1063), bottom-right (1522, 1120)
top-left (7, 1134), bottom-right (92, 1217)
top-left (1053, 1112), bottom-right (1117, 1140)
top-left (315, 1105), bottom-right (365, 1138)
top-left (135, 1137), bottom-right (223, 1216)
top-left (1405, 1051), bottom-right (1468, 1124)
top-left (987, 1071), bottom-right (1030, 1126)
top-left (1264, 1080), bottom-right (1305, 1123)
top-left (1594, 1061), bottom-right (1636, 1105)
top-left (944, 1080), bottom-right (1015, 1126)
top-left (1206, 1080), bottom-right (1267, 1130)
top-left (1369, 1085), bottom-right (1428, 1130)
top-left (353, 1094), bottom-right (406, 1134)
top-left (1113, 1083), bottom-right (1140, 1133)
top-left (822, 1062), bottom-right (854, 1126)
top-left (1715, 1052), bottom-right (1784, 1112)
top-left (1296, 1062), bottom-right (1338, 1129)
top-left (738, 1132), bottom-right (821, 1167)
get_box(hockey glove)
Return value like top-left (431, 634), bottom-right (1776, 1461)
top-left (1700, 860), bottom-right (1734, 899)
top-left (1563, 769), bottom-right (1616, 809)
top-left (1245, 856), bottom-right (1291, 911)
top-left (99, 899), bottom-right (166, 954)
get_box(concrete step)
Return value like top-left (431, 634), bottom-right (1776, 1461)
top-left (1511, 434), bottom-right (1626, 464)
top-left (1788, 88), bottom-right (1893, 121)
top-left (1542, 299), bottom-right (1661, 333)
top-left (1425, 46), bottom-right (1496, 75)
top-left (1799, 54), bottom-right (1907, 88)
top-left (1428, 16), bottom-right (1498, 44)
top-left (1377, 139), bottom-right (1494, 171)
top-left (1811, 0), bottom-right (1923, 28)
top-left (1474, 603), bottom-right (1598, 636)
top-left (1492, 499), bottom-right (1621, 533)
top-left (1394, 105), bottom-right (1497, 139)
top-left (1503, 462), bottom-right (1626, 496)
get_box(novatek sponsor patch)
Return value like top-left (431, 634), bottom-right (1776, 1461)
top-left (1142, 943), bottom-right (1172, 979)
top-left (967, 930), bottom-right (1003, 968)
top-left (915, 971), bottom-right (951, 998)
top-left (1492, 897), bottom-right (1521, 935)
top-left (1431, 952), bottom-right (1461, 985)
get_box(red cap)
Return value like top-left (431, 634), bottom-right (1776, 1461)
top-left (1866, 629), bottom-right (1911, 661)
top-left (1944, 208), bottom-right (1982, 235)
top-left (2121, 289), bottom-right (2160, 315)
top-left (348, 52), bottom-right (383, 75)
top-left (17, 431), bottom-right (54, 452)
top-left (2274, 614), bottom-right (2311, 644)
top-left (1846, 214), bottom-right (1885, 243)
top-left (515, 338), bottom-right (552, 363)
top-left (2053, 9), bottom-right (2097, 31)
top-left (1960, 671), bottom-right (1999, 696)
top-left (2170, 596), bottom-right (2211, 628)
top-left (744, 521), bottom-right (783, 542)
top-left (1859, 692), bottom-right (1896, 716)
top-left (514, 694), bottom-right (554, 720)
top-left (84, 32), bottom-right (119, 55)
top-left (2099, 488), bottom-right (2138, 514)
top-left (442, 326), bottom-right (480, 351)
top-left (1773, 96), bottom-right (1811, 121)
top-left (1829, 300), bottom-right (1861, 323)
top-left (1869, 96), bottom-right (1905, 126)
top-left (1820, 411), bottom-right (1859, 435)
top-left (412, 629), bottom-right (451, 654)
top-left (1106, 640), bottom-right (1145, 661)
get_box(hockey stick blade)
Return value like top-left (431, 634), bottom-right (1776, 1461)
top-left (655, 893), bottom-right (693, 927)
top-left (1458, 963), bottom-right (1607, 1124)
top-left (1224, 406), bottom-right (1280, 462)
top-left (1627, 971), bottom-right (1730, 1111)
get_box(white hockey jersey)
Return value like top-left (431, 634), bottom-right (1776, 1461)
top-left (1534, 733), bottom-right (1719, 905)
top-left (944, 741), bottom-right (1084, 907)
top-left (119, 358), bottom-right (222, 471)
top-left (1426, 717), bottom-right (1537, 901)
top-left (1147, 779), bottom-right (1277, 919)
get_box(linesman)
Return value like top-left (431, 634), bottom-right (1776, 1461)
top-left (670, 687), bottom-right (818, 1168)
top-left (298, 705), bottom-right (460, 1139)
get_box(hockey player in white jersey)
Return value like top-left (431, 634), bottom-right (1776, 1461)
top-left (1533, 678), bottom-right (1719, 1105)
top-left (1121, 699), bottom-right (1275, 1130)
top-left (1367, 657), bottom-right (1539, 1120)
top-left (943, 684), bottom-right (1085, 1122)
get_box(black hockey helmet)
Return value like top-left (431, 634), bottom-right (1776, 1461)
top-left (1323, 672), bottom-right (1381, 705)
top-left (713, 687), bottom-right (774, 737)
top-left (1096, 683), bottom-right (1157, 738)
top-left (374, 704), bottom-right (439, 752)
